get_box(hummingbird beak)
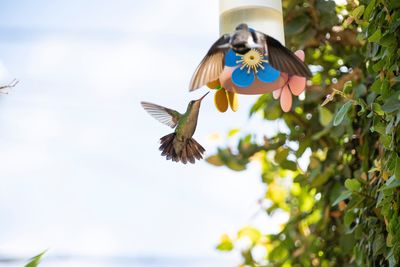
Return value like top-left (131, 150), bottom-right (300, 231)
top-left (198, 91), bottom-right (210, 101)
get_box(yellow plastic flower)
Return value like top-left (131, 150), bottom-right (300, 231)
top-left (207, 79), bottom-right (238, 112)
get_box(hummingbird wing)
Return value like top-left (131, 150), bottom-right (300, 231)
top-left (189, 34), bottom-right (231, 91)
top-left (261, 33), bottom-right (312, 78)
top-left (141, 102), bottom-right (182, 128)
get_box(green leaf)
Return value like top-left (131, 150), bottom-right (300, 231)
top-left (371, 120), bottom-right (386, 135)
top-left (357, 98), bottom-right (367, 115)
top-left (380, 78), bottom-right (390, 97)
top-left (381, 92), bottom-right (400, 113)
top-left (316, 0), bottom-right (336, 13)
top-left (372, 59), bottom-right (386, 73)
top-left (319, 106), bottom-right (333, 126)
top-left (388, 253), bottom-right (397, 267)
top-left (368, 29), bottom-right (381, 42)
top-left (373, 234), bottom-right (385, 256)
top-left (379, 176), bottom-right (400, 190)
top-left (25, 251), bottom-right (46, 267)
top-left (372, 103), bottom-right (385, 116)
top-left (346, 194), bottom-right (365, 210)
top-left (274, 147), bottom-right (289, 164)
top-left (332, 190), bottom-right (352, 206)
top-left (351, 5), bottom-right (365, 20)
top-left (367, 42), bottom-right (380, 59)
top-left (343, 81), bottom-right (353, 94)
top-left (344, 211), bottom-right (355, 227)
top-left (206, 155), bottom-right (224, 166)
top-left (216, 234), bottom-right (234, 251)
top-left (311, 165), bottom-right (334, 187)
top-left (379, 33), bottom-right (397, 48)
top-left (323, 54), bottom-right (338, 62)
top-left (227, 128), bottom-right (240, 137)
top-left (364, 0), bottom-right (376, 19)
top-left (354, 84), bottom-right (367, 97)
top-left (333, 101), bottom-right (352, 126)
top-left (387, 233), bottom-right (394, 247)
top-left (370, 79), bottom-right (382, 94)
top-left (395, 157), bottom-right (400, 180)
top-left (345, 179), bottom-right (361, 191)
top-left (226, 161), bottom-right (247, 171)
top-left (280, 160), bottom-right (297, 171)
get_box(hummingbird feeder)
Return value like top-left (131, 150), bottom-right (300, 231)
top-left (207, 0), bottom-right (308, 113)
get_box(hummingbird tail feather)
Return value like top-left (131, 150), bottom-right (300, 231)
top-left (187, 138), bottom-right (205, 160)
top-left (159, 133), bottom-right (205, 164)
top-left (159, 133), bottom-right (177, 160)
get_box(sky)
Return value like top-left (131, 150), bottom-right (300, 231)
top-left (0, 1), bottom-right (290, 266)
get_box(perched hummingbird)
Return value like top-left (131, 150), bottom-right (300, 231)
top-left (189, 23), bottom-right (312, 91)
top-left (141, 92), bottom-right (209, 164)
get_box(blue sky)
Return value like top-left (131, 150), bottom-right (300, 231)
top-left (0, 1), bottom-right (290, 265)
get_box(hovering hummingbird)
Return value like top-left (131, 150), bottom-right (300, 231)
top-left (141, 92), bottom-right (209, 164)
top-left (189, 23), bottom-right (312, 91)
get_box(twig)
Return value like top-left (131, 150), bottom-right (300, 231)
top-left (0, 79), bottom-right (19, 94)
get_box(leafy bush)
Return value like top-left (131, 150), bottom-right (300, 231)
top-left (209, 0), bottom-right (400, 266)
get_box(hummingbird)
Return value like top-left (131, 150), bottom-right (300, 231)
top-left (189, 23), bottom-right (312, 91)
top-left (141, 92), bottom-right (209, 164)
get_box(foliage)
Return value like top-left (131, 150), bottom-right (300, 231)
top-left (209, 0), bottom-right (400, 266)
top-left (24, 251), bottom-right (46, 267)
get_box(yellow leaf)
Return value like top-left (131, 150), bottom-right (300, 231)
top-left (207, 79), bottom-right (220, 89)
top-left (214, 89), bottom-right (228, 112)
top-left (226, 91), bottom-right (239, 112)
top-left (216, 234), bottom-right (234, 251)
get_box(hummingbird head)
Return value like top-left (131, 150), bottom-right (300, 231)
top-left (231, 23), bottom-right (262, 54)
top-left (187, 92), bottom-right (209, 112)
top-left (235, 23), bottom-right (249, 31)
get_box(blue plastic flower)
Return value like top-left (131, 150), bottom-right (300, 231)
top-left (225, 48), bottom-right (280, 88)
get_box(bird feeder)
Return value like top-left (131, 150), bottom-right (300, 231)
top-left (204, 0), bottom-right (308, 112)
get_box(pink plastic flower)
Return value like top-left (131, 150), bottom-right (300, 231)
top-left (272, 50), bottom-right (307, 112)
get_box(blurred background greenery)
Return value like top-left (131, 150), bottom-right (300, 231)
top-left (209, 0), bottom-right (400, 266)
